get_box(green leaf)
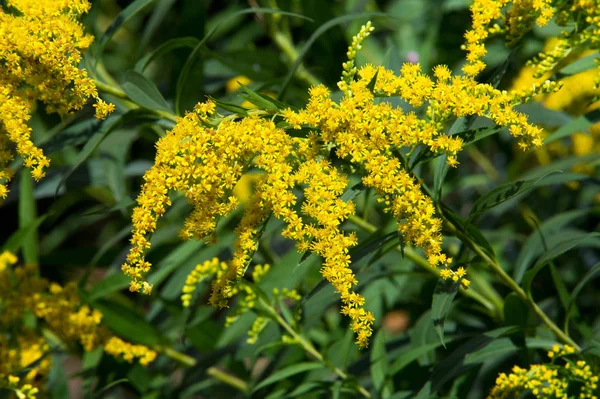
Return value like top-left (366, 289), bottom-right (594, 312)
top-left (56, 110), bottom-right (157, 197)
top-left (503, 293), bottom-right (529, 329)
top-left (19, 170), bottom-right (38, 265)
top-left (440, 204), bottom-right (495, 259)
top-left (429, 327), bottom-right (519, 393)
top-left (209, 96), bottom-right (249, 116)
top-left (431, 278), bottom-right (460, 346)
top-left (85, 273), bottom-right (131, 302)
top-left (545, 115), bottom-right (591, 144)
top-left (463, 337), bottom-right (518, 365)
top-left (535, 232), bottom-right (600, 267)
top-left (92, 379), bottom-right (129, 398)
top-left (278, 12), bottom-right (388, 100)
top-left (135, 37), bottom-right (199, 73)
top-left (137, 0), bottom-right (176, 56)
top-left (467, 171), bottom-right (558, 223)
top-left (514, 209), bottom-right (589, 283)
top-left (558, 53), bottom-right (599, 75)
top-left (370, 331), bottom-right (389, 393)
top-left (409, 311), bottom-right (439, 367)
top-left (2, 215), bottom-right (47, 254)
top-left (92, 300), bottom-right (162, 347)
top-left (252, 362), bottom-right (325, 392)
top-left (432, 117), bottom-right (476, 200)
top-left (238, 85), bottom-right (280, 112)
top-left (522, 232), bottom-right (600, 294)
top-left (366, 68), bottom-right (380, 92)
top-left (121, 70), bottom-right (171, 112)
top-left (98, 0), bottom-right (155, 54)
top-left (516, 102), bottom-right (572, 127)
top-left (176, 7), bottom-right (312, 115)
top-left (389, 342), bottom-right (444, 376)
top-left (341, 182), bottom-right (365, 202)
top-left (287, 382), bottom-right (325, 398)
top-left (565, 261), bottom-right (600, 333)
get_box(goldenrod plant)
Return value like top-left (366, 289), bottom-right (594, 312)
top-left (0, 0), bottom-right (599, 398)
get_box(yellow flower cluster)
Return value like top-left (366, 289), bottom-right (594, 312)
top-left (464, 0), bottom-right (600, 84)
top-left (0, 0), bottom-right (114, 199)
top-left (462, 0), bottom-right (510, 76)
top-left (295, 158), bottom-right (373, 346)
top-left (283, 62), bottom-right (545, 287)
top-left (488, 345), bottom-right (598, 399)
top-left (104, 337), bottom-right (157, 366)
top-left (182, 258), bottom-right (300, 345)
top-left (0, 333), bottom-right (50, 397)
top-left (2, 374), bottom-right (40, 399)
top-left (125, 97), bottom-right (376, 345)
top-left (125, 22), bottom-right (555, 347)
top-left (511, 46), bottom-right (600, 185)
top-left (0, 250), bottom-right (156, 394)
top-left (339, 21), bottom-right (375, 94)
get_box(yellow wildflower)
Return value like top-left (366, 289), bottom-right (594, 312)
top-left (487, 345), bottom-right (598, 399)
top-left (0, 0), bottom-right (113, 198)
top-left (0, 250), bottom-right (156, 393)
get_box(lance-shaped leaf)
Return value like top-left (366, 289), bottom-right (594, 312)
top-left (122, 70), bottom-right (171, 112)
top-left (431, 277), bottom-right (460, 346)
top-left (467, 171), bottom-right (558, 223)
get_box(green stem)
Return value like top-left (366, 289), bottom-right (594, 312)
top-left (467, 147), bottom-right (501, 183)
top-left (442, 215), bottom-right (581, 350)
top-left (259, 296), bottom-right (371, 398)
top-left (347, 215), bottom-right (501, 319)
top-left (94, 80), bottom-right (128, 100)
top-left (271, 31), bottom-right (321, 88)
top-left (19, 170), bottom-right (38, 266)
top-left (207, 367), bottom-right (248, 393)
top-left (156, 345), bottom-right (197, 367)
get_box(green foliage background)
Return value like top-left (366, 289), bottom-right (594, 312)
top-left (1, 0), bottom-right (599, 398)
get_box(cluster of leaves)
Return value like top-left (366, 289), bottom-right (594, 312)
top-left (0, 0), bottom-right (599, 398)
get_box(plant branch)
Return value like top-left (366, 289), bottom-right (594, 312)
top-left (347, 215), bottom-right (502, 319)
top-left (207, 367), bottom-right (248, 393)
top-left (259, 296), bottom-right (371, 398)
top-left (442, 213), bottom-right (581, 350)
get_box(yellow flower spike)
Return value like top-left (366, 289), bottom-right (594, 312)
top-left (487, 344), bottom-right (599, 399)
top-left (339, 21), bottom-right (375, 94)
top-left (93, 98), bottom-right (116, 120)
top-left (1, 251), bottom-right (157, 381)
top-left (0, 0), bottom-right (108, 197)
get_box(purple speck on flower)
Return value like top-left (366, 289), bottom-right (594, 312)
top-left (406, 51), bottom-right (419, 64)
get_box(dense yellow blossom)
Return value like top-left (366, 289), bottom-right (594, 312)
top-left (104, 337), bottom-right (157, 366)
top-left (181, 258), bottom-right (300, 345)
top-left (511, 47), bottom-right (600, 184)
top-left (464, 0), bottom-right (600, 83)
top-left (126, 98), bottom-right (374, 345)
top-left (1, 373), bottom-right (40, 399)
top-left (0, 0), bottom-right (113, 199)
top-left (488, 345), bottom-right (598, 399)
top-left (0, 251), bottom-right (156, 394)
top-left (124, 22), bottom-right (558, 347)
top-left (283, 60), bottom-right (548, 285)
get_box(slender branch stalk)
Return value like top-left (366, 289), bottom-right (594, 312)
top-left (442, 215), bottom-right (581, 350)
top-left (347, 215), bottom-right (502, 319)
top-left (207, 367), bottom-right (249, 393)
top-left (271, 30), bottom-right (321, 88)
top-left (259, 296), bottom-right (371, 398)
top-left (156, 345), bottom-right (197, 367)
